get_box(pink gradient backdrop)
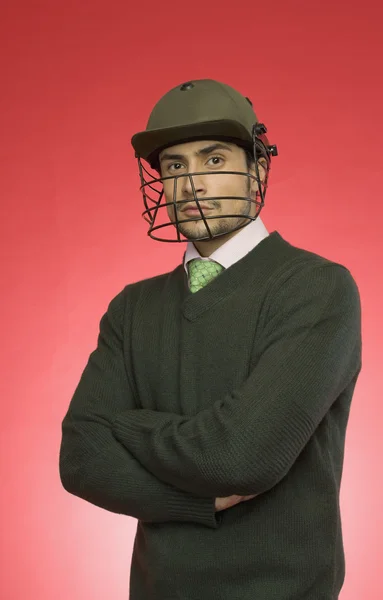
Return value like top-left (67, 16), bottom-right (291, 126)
top-left (1, 1), bottom-right (382, 598)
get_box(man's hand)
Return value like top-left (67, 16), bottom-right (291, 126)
top-left (215, 494), bottom-right (257, 512)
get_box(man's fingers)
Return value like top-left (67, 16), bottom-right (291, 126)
top-left (240, 494), bottom-right (258, 502)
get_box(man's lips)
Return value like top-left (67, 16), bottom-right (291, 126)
top-left (182, 205), bottom-right (212, 213)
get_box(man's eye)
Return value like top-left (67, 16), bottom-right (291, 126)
top-left (168, 156), bottom-right (223, 171)
top-left (208, 156), bottom-right (223, 166)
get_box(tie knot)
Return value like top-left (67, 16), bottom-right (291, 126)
top-left (188, 259), bottom-right (225, 293)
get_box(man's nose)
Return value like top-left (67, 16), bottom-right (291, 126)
top-left (179, 172), bottom-right (205, 195)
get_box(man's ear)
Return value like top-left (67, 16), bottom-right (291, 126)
top-left (257, 158), bottom-right (268, 183)
top-left (249, 158), bottom-right (268, 194)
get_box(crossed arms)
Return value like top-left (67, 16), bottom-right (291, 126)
top-left (59, 262), bottom-right (361, 526)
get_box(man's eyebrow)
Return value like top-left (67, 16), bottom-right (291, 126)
top-left (159, 143), bottom-right (233, 163)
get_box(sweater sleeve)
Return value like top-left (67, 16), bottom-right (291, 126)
top-left (112, 263), bottom-right (362, 497)
top-left (59, 287), bottom-right (221, 529)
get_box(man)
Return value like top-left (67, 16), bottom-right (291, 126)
top-left (59, 79), bottom-right (362, 599)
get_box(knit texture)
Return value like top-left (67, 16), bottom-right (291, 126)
top-left (59, 231), bottom-right (362, 600)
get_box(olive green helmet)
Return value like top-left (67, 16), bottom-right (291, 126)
top-left (131, 79), bottom-right (278, 243)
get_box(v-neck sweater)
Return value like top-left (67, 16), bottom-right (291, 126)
top-left (60, 230), bottom-right (362, 600)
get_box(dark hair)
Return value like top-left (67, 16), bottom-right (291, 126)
top-left (244, 148), bottom-right (255, 171)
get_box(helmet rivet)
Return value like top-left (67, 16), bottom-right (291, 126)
top-left (180, 82), bottom-right (194, 91)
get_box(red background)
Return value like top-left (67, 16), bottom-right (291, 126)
top-left (1, 1), bottom-right (382, 598)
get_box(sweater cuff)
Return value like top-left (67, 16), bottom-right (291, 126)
top-left (165, 494), bottom-right (222, 529)
top-left (112, 413), bottom-right (222, 529)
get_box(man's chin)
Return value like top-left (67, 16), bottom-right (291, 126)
top-left (177, 220), bottom-right (232, 241)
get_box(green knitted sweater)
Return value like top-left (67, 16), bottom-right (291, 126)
top-left (59, 231), bottom-right (362, 600)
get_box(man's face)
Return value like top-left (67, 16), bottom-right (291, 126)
top-left (158, 140), bottom-right (266, 241)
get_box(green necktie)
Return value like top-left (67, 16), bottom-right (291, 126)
top-left (188, 259), bottom-right (225, 293)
